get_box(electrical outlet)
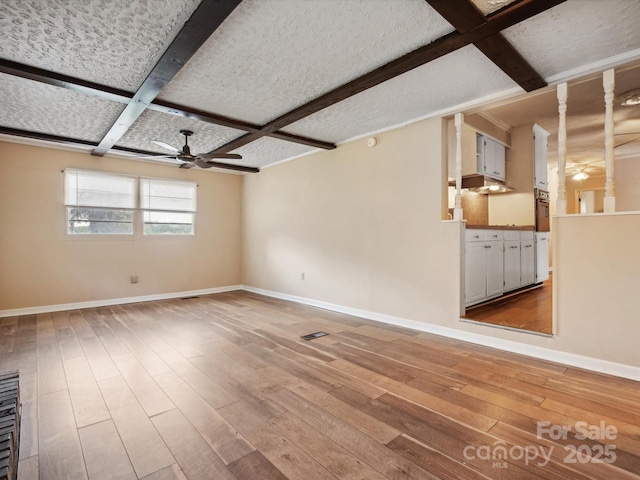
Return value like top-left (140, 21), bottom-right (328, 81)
top-left (130, 275), bottom-right (139, 284)
top-left (301, 272), bottom-right (305, 280)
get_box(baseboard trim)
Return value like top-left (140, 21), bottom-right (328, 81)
top-left (0, 285), bottom-right (243, 317)
top-left (241, 285), bottom-right (640, 382)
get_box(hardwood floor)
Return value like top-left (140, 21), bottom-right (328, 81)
top-left (1, 291), bottom-right (639, 480)
top-left (464, 276), bottom-right (553, 334)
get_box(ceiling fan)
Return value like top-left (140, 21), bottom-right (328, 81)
top-left (150, 130), bottom-right (242, 169)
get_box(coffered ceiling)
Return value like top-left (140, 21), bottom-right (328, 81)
top-left (1, 0), bottom-right (639, 174)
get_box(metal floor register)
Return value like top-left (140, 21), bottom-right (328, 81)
top-left (0, 372), bottom-right (19, 480)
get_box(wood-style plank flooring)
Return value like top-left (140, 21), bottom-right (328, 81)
top-left (1, 291), bottom-right (639, 480)
top-left (465, 276), bottom-right (553, 334)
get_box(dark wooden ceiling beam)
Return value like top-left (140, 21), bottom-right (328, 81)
top-left (425, 0), bottom-right (548, 91)
top-left (0, 126), bottom-right (259, 173)
top-left (208, 0), bottom-right (565, 155)
top-left (0, 59), bottom-right (133, 104)
top-left (92, 0), bottom-right (242, 156)
top-left (0, 59), bottom-right (334, 151)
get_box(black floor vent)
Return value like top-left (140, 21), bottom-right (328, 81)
top-left (301, 331), bottom-right (329, 341)
top-left (181, 296), bottom-right (201, 300)
top-left (0, 371), bottom-right (20, 480)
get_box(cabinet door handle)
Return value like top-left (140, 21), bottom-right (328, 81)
top-left (474, 235), bottom-right (480, 238)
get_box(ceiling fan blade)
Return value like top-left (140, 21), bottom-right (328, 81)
top-left (198, 152), bottom-right (242, 161)
top-left (151, 140), bottom-right (181, 153)
top-left (194, 158), bottom-right (213, 169)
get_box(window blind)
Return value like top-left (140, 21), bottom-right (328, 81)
top-left (140, 178), bottom-right (196, 235)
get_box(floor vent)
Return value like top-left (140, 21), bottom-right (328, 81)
top-left (181, 296), bottom-right (200, 300)
top-left (0, 371), bottom-right (20, 480)
top-left (301, 332), bottom-right (329, 341)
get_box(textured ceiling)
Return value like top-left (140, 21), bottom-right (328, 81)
top-left (158, 0), bottom-right (453, 125)
top-left (0, 0), bottom-right (200, 91)
top-left (1, 0), bottom-right (640, 173)
top-left (503, 0), bottom-right (640, 80)
top-left (0, 73), bottom-right (122, 142)
top-left (282, 45), bottom-right (517, 144)
top-left (118, 110), bottom-right (245, 155)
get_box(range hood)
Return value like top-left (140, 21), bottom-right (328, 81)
top-left (458, 174), bottom-right (514, 194)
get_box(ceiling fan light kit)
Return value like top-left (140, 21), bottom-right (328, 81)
top-left (619, 89), bottom-right (640, 107)
top-left (573, 171), bottom-right (589, 181)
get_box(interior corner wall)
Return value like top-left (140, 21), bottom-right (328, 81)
top-left (615, 155), bottom-right (640, 212)
top-left (242, 117), bottom-right (463, 325)
top-left (0, 141), bottom-right (243, 310)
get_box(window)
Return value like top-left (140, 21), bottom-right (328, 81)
top-left (64, 169), bottom-right (197, 236)
top-left (140, 177), bottom-right (196, 235)
top-left (65, 169), bottom-right (136, 234)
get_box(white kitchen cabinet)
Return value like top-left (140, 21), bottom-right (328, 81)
top-left (535, 232), bottom-right (550, 283)
top-left (533, 124), bottom-right (550, 190)
top-left (504, 240), bottom-right (521, 291)
top-left (479, 134), bottom-right (506, 181)
top-left (466, 229), bottom-right (538, 306)
top-left (486, 242), bottom-right (504, 297)
top-left (447, 122), bottom-right (506, 181)
top-left (465, 242), bottom-right (487, 304)
top-left (520, 239), bottom-right (536, 286)
top-left (465, 230), bottom-right (504, 306)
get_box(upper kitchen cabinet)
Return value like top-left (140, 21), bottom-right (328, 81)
top-left (533, 124), bottom-right (550, 191)
top-left (447, 120), bottom-right (508, 182)
top-left (479, 134), bottom-right (506, 181)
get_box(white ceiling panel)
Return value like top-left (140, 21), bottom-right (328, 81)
top-left (158, 0), bottom-right (454, 125)
top-left (116, 110), bottom-right (246, 155)
top-left (282, 45), bottom-right (518, 144)
top-left (0, 0), bottom-right (200, 91)
top-left (232, 137), bottom-right (318, 169)
top-left (503, 0), bottom-right (640, 80)
top-left (0, 73), bottom-right (123, 142)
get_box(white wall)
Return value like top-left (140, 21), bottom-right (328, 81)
top-left (0, 141), bottom-right (243, 311)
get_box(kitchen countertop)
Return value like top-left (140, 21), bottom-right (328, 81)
top-left (466, 224), bottom-right (535, 231)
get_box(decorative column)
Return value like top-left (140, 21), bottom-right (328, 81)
top-left (454, 112), bottom-right (464, 221)
top-left (603, 68), bottom-right (616, 213)
top-left (556, 83), bottom-right (568, 215)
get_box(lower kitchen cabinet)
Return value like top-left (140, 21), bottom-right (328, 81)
top-left (504, 240), bottom-right (521, 291)
top-left (535, 232), bottom-right (550, 283)
top-left (465, 228), bottom-right (536, 306)
top-left (465, 230), bottom-right (504, 306)
top-left (520, 238), bottom-right (536, 286)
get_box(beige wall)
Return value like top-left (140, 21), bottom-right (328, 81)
top-left (0, 141), bottom-right (243, 310)
top-left (243, 118), bottom-right (462, 323)
top-left (615, 155), bottom-right (640, 212)
top-left (488, 124), bottom-right (535, 226)
top-left (554, 213), bottom-right (640, 365)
